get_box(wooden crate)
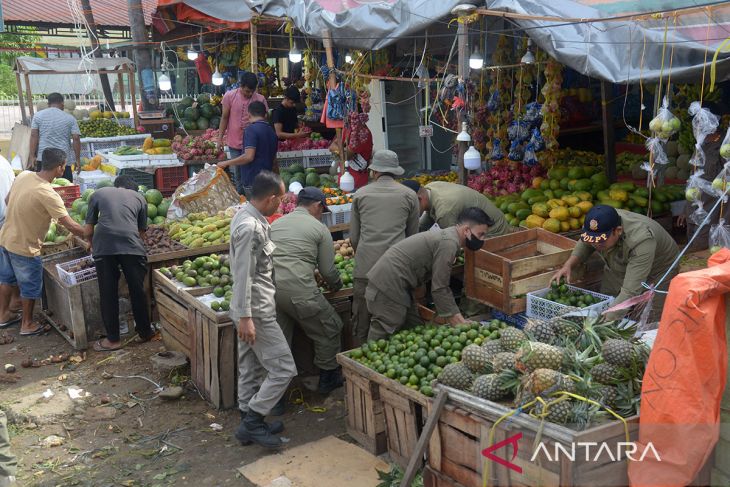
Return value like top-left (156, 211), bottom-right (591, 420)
top-left (424, 466), bottom-right (468, 487)
top-left (337, 352), bottom-right (387, 455)
top-left (152, 270), bottom-right (192, 357)
top-left (465, 229), bottom-right (579, 314)
top-left (40, 250), bottom-right (104, 350)
top-left (427, 388), bottom-right (639, 487)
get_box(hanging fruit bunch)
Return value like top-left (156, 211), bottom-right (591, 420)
top-left (485, 35), bottom-right (514, 156)
top-left (540, 57), bottom-right (564, 152)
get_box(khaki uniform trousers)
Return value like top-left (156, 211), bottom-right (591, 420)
top-left (0, 410), bottom-right (16, 477)
top-left (237, 316), bottom-right (298, 416)
top-left (275, 288), bottom-right (343, 371)
top-left (352, 278), bottom-right (371, 345)
top-left (365, 286), bottom-right (424, 342)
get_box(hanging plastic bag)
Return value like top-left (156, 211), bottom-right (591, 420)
top-left (709, 223), bottom-right (730, 252)
top-left (710, 162), bottom-right (730, 200)
top-left (508, 140), bottom-right (525, 161)
top-left (524, 142), bottom-right (538, 166)
top-left (326, 82), bottom-right (347, 121)
top-left (486, 90), bottom-right (500, 111)
top-left (529, 127), bottom-right (545, 152)
top-left (689, 146), bottom-right (706, 168)
top-left (523, 102), bottom-right (542, 126)
top-left (720, 126), bottom-right (730, 162)
top-left (685, 169), bottom-right (712, 202)
top-left (689, 101), bottom-right (720, 148)
top-left (689, 201), bottom-right (708, 226)
top-left (648, 96), bottom-right (681, 140)
top-left (490, 138), bottom-right (504, 160)
top-left (167, 165), bottom-right (241, 221)
top-left (645, 137), bottom-right (668, 165)
top-left (507, 120), bottom-right (530, 143)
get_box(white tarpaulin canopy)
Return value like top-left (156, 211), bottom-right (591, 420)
top-left (15, 56), bottom-right (134, 74)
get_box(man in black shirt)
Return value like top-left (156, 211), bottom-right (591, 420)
top-left (85, 175), bottom-right (153, 351)
top-left (272, 86), bottom-right (308, 141)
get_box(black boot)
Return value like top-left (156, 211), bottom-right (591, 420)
top-left (235, 410), bottom-right (282, 449)
top-left (269, 396), bottom-right (287, 417)
top-left (318, 367), bottom-right (344, 395)
top-left (237, 410), bottom-right (284, 439)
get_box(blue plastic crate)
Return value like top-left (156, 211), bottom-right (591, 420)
top-left (489, 310), bottom-right (527, 329)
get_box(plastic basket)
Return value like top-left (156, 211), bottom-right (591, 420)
top-left (526, 285), bottom-right (613, 320)
top-left (74, 171), bottom-right (116, 192)
top-left (321, 203), bottom-right (352, 227)
top-left (119, 168), bottom-right (155, 189)
top-left (303, 149), bottom-right (334, 168)
top-left (154, 165), bottom-right (188, 197)
top-left (53, 185), bottom-right (81, 207)
top-left (56, 256), bottom-right (97, 286)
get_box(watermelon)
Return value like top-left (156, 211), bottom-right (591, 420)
top-left (157, 199), bottom-right (170, 217)
top-left (53, 178), bottom-right (71, 186)
top-left (96, 179), bottom-right (113, 189)
top-left (209, 116), bottom-right (221, 129)
top-left (153, 216), bottom-right (165, 225)
top-left (291, 173), bottom-right (305, 185)
top-left (197, 94), bottom-right (211, 105)
top-left (79, 203), bottom-right (89, 220)
top-left (147, 218), bottom-right (152, 226)
top-left (145, 189), bottom-right (164, 206)
top-left (179, 96), bottom-right (194, 109)
top-left (81, 189), bottom-right (94, 202)
top-left (147, 204), bottom-right (158, 219)
top-left (183, 120), bottom-right (196, 131)
top-left (213, 105), bottom-right (222, 116)
top-left (200, 103), bottom-right (215, 119)
top-left (71, 198), bottom-right (85, 212)
top-left (305, 172), bottom-right (320, 186)
top-left (195, 117), bottom-right (210, 130)
top-left (184, 106), bottom-right (200, 121)
top-left (289, 163), bottom-right (304, 174)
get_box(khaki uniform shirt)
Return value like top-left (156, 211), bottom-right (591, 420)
top-left (271, 207), bottom-right (342, 293)
top-left (229, 203), bottom-right (277, 320)
top-left (367, 227), bottom-right (461, 316)
top-left (572, 209), bottom-right (679, 305)
top-left (350, 175), bottom-right (420, 279)
top-left (420, 181), bottom-right (508, 236)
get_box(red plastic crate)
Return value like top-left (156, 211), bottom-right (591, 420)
top-left (154, 166), bottom-right (188, 197)
top-left (53, 184), bottom-right (81, 208)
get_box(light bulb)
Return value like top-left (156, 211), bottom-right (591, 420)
top-left (289, 181), bottom-right (303, 194)
top-left (345, 52), bottom-right (353, 64)
top-left (289, 45), bottom-right (302, 63)
top-left (212, 69), bottom-right (224, 86)
top-left (158, 73), bottom-right (171, 91)
top-left (187, 44), bottom-right (198, 61)
top-left (469, 49), bottom-right (484, 70)
top-left (456, 122), bottom-right (471, 142)
top-left (521, 50), bottom-right (535, 65)
top-left (464, 146), bottom-right (481, 170)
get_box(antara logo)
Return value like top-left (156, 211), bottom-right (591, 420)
top-left (481, 433), bottom-right (661, 474)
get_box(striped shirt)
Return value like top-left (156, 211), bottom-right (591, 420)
top-left (31, 107), bottom-right (80, 163)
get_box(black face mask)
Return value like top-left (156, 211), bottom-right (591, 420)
top-left (464, 230), bottom-right (484, 251)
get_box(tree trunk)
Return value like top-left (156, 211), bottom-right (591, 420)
top-left (127, 0), bottom-right (154, 110)
top-left (79, 0), bottom-right (116, 111)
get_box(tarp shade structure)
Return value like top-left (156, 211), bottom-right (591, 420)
top-left (488, 0), bottom-right (730, 84)
top-left (157, 0), bottom-right (251, 29)
top-left (15, 56), bottom-right (135, 75)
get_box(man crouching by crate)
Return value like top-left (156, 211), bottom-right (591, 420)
top-left (229, 171), bottom-right (297, 449)
top-left (0, 148), bottom-right (87, 336)
top-left (85, 175), bottom-right (155, 351)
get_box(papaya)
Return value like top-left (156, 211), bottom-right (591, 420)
top-left (542, 218), bottom-right (562, 233)
top-left (542, 189), bottom-right (555, 200)
top-left (568, 206), bottom-right (582, 218)
top-left (653, 192), bottom-right (668, 203)
top-left (574, 179), bottom-right (593, 191)
top-left (499, 202), bottom-right (511, 213)
top-left (548, 167), bottom-right (568, 180)
top-left (142, 137), bottom-right (154, 150)
top-left (532, 203), bottom-right (550, 218)
top-left (610, 182), bottom-right (636, 192)
top-left (532, 177), bottom-right (544, 190)
top-left (567, 179), bottom-right (578, 191)
top-left (567, 167), bottom-right (585, 179)
top-left (553, 189), bottom-right (566, 198)
top-left (630, 195), bottom-right (648, 207)
top-left (549, 207), bottom-right (570, 222)
top-left (525, 215), bottom-right (546, 229)
top-left (576, 201), bottom-right (594, 214)
top-left (540, 179), bottom-right (550, 191)
top-left (597, 190), bottom-right (610, 202)
top-left (603, 200), bottom-right (623, 209)
top-left (560, 178), bottom-right (570, 190)
top-left (633, 187), bottom-right (650, 198)
top-left (521, 188), bottom-right (543, 201)
top-left (569, 217), bottom-right (581, 230)
top-left (549, 179), bottom-right (561, 191)
top-left (515, 209), bottom-right (532, 221)
top-left (575, 191), bottom-right (592, 202)
top-left (609, 189), bottom-right (629, 202)
top-left (153, 138), bottom-right (172, 148)
top-left (651, 200), bottom-right (664, 214)
top-left (528, 195), bottom-right (548, 205)
top-left (547, 199), bottom-right (566, 210)
top-left (560, 221), bottom-right (571, 232)
top-left (562, 195), bottom-right (580, 206)
top-left (190, 238), bottom-right (205, 248)
top-left (209, 230), bottom-right (223, 241)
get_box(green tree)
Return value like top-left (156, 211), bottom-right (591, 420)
top-left (0, 64), bottom-right (17, 96)
top-left (0, 27), bottom-right (41, 66)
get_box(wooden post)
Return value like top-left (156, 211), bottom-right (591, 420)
top-left (601, 80), bottom-right (616, 183)
top-left (323, 30), bottom-right (345, 175)
top-left (128, 70), bottom-right (139, 127)
top-left (457, 18), bottom-right (468, 185)
top-left (250, 19), bottom-right (258, 74)
top-left (15, 71), bottom-right (27, 124)
top-left (80, 0), bottom-right (116, 111)
top-left (118, 72), bottom-right (126, 110)
top-left (24, 73), bottom-right (34, 118)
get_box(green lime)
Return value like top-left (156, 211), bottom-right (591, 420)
top-left (436, 356), bottom-right (448, 367)
top-left (351, 349), bottom-right (363, 359)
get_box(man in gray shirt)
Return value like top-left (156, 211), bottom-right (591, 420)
top-left (30, 93), bottom-right (80, 179)
top-left (230, 171), bottom-right (297, 450)
top-left (85, 175), bottom-right (153, 351)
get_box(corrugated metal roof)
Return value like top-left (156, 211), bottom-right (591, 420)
top-left (2, 0), bottom-right (156, 28)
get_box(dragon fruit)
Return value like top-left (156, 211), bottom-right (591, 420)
top-left (468, 162), bottom-right (545, 198)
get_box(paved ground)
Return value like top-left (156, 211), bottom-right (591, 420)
top-left (1, 325), bottom-right (356, 487)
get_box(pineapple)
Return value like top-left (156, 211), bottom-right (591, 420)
top-left (526, 368), bottom-right (562, 395)
top-left (462, 344), bottom-right (493, 374)
top-left (499, 327), bottom-right (527, 352)
top-left (551, 318), bottom-right (580, 340)
top-left (560, 374), bottom-right (577, 394)
top-left (514, 388), bottom-right (536, 407)
top-left (533, 399), bottom-right (573, 424)
top-left (492, 352), bottom-right (516, 373)
top-left (601, 339), bottom-right (635, 368)
top-left (472, 374), bottom-right (508, 401)
top-left (438, 363), bottom-right (475, 391)
top-left (515, 341), bottom-right (563, 372)
top-left (596, 385), bottom-right (618, 409)
top-left (481, 339), bottom-right (504, 360)
top-left (591, 363), bottom-right (621, 385)
top-left (524, 319), bottom-right (556, 344)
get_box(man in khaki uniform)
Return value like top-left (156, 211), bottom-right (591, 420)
top-left (366, 207), bottom-right (494, 340)
top-left (230, 171), bottom-right (297, 450)
top-left (413, 181), bottom-right (509, 236)
top-left (0, 410), bottom-right (16, 487)
top-left (271, 187), bottom-right (345, 395)
top-left (350, 150), bottom-right (420, 343)
top-left (554, 205), bottom-right (679, 322)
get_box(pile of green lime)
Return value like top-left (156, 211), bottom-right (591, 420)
top-left (545, 278), bottom-right (600, 308)
top-left (334, 253), bottom-right (353, 289)
top-left (349, 320), bottom-right (508, 397)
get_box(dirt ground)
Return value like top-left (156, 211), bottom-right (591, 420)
top-left (1, 325), bottom-right (352, 487)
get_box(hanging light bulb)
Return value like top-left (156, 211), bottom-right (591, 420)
top-left (469, 48), bottom-right (484, 70)
top-left (456, 122), bottom-right (471, 142)
top-left (212, 68), bottom-right (224, 86)
top-left (187, 43), bottom-right (198, 61)
top-left (345, 52), bottom-right (353, 64)
top-left (463, 146), bottom-right (481, 170)
top-left (521, 39), bottom-right (535, 65)
top-left (158, 73), bottom-right (171, 91)
top-left (289, 44), bottom-right (302, 63)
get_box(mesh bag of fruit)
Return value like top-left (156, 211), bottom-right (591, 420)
top-left (166, 165), bottom-right (241, 221)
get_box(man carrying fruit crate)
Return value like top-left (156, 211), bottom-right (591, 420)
top-left (0, 149), bottom-right (87, 336)
top-left (270, 187), bottom-right (345, 394)
top-left (84, 175), bottom-right (154, 351)
top-left (365, 207), bottom-right (493, 340)
top-left (553, 205), bottom-right (679, 322)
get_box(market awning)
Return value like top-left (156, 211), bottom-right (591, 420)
top-left (487, 0), bottom-right (730, 84)
top-left (156, 0), bottom-right (252, 29)
top-left (15, 56), bottom-right (135, 75)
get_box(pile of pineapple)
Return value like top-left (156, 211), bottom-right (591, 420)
top-left (437, 314), bottom-right (650, 429)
